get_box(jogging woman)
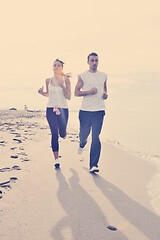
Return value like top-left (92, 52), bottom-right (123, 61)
top-left (38, 59), bottom-right (71, 168)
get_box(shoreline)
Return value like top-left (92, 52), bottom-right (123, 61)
top-left (1, 109), bottom-right (160, 158)
top-left (1, 109), bottom-right (160, 177)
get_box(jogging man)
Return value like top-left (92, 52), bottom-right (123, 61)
top-left (74, 52), bottom-right (108, 173)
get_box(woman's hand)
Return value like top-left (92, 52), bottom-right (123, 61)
top-left (61, 72), bottom-right (72, 78)
top-left (38, 86), bottom-right (44, 95)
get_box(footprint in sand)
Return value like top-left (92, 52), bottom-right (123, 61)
top-left (10, 177), bottom-right (18, 183)
top-left (0, 167), bottom-right (10, 172)
top-left (10, 155), bottom-right (19, 159)
top-left (10, 147), bottom-right (17, 150)
top-left (107, 226), bottom-right (117, 231)
top-left (19, 146), bottom-right (24, 150)
top-left (12, 165), bottom-right (21, 171)
top-left (0, 178), bottom-right (18, 189)
top-left (13, 138), bottom-right (22, 143)
top-left (10, 129), bottom-right (16, 132)
top-left (23, 137), bottom-right (28, 140)
top-left (15, 134), bottom-right (21, 138)
top-left (0, 190), bottom-right (2, 199)
top-left (21, 158), bottom-right (30, 162)
top-left (6, 127), bottom-right (12, 130)
top-left (10, 132), bottom-right (19, 135)
top-left (18, 152), bottom-right (28, 156)
top-left (0, 165), bottom-right (21, 172)
top-left (0, 140), bottom-right (7, 146)
top-left (0, 181), bottom-right (11, 190)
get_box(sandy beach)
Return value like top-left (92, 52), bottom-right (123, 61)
top-left (0, 110), bottom-right (160, 240)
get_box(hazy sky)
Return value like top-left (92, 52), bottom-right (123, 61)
top-left (0, 0), bottom-right (160, 110)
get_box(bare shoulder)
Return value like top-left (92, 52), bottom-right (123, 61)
top-left (78, 75), bottom-right (83, 84)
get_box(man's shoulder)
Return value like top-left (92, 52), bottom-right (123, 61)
top-left (79, 70), bottom-right (88, 76)
top-left (78, 71), bottom-right (89, 81)
top-left (79, 70), bottom-right (107, 80)
top-left (97, 71), bottom-right (107, 78)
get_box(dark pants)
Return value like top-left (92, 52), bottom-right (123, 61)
top-left (46, 108), bottom-right (68, 152)
top-left (79, 110), bottom-right (105, 169)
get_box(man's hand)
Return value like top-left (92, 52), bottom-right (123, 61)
top-left (103, 92), bottom-right (108, 100)
top-left (88, 87), bottom-right (97, 95)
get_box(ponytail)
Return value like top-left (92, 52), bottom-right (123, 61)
top-left (61, 72), bottom-right (72, 78)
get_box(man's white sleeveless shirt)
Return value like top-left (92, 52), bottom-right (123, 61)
top-left (79, 71), bottom-right (107, 111)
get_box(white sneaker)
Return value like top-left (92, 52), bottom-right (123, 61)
top-left (54, 159), bottom-right (60, 168)
top-left (78, 146), bottom-right (83, 155)
top-left (89, 166), bottom-right (99, 173)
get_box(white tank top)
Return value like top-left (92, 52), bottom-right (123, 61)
top-left (47, 77), bottom-right (68, 108)
top-left (79, 71), bottom-right (107, 111)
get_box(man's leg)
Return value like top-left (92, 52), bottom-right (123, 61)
top-left (90, 111), bottom-right (105, 169)
top-left (79, 110), bottom-right (92, 149)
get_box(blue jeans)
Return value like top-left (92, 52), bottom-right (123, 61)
top-left (79, 110), bottom-right (105, 169)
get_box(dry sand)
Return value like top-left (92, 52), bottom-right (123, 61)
top-left (0, 110), bottom-right (160, 240)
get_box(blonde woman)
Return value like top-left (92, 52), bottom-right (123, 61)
top-left (38, 59), bottom-right (71, 168)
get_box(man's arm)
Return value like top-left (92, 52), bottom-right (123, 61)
top-left (74, 75), bottom-right (97, 97)
top-left (103, 80), bottom-right (108, 100)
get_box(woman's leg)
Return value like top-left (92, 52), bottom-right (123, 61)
top-left (58, 108), bottom-right (69, 138)
top-left (46, 108), bottom-right (59, 159)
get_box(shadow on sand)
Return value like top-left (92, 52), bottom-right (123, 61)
top-left (90, 169), bottom-right (160, 240)
top-left (51, 168), bottom-right (128, 240)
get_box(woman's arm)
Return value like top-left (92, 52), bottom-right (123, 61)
top-left (38, 78), bottom-right (50, 97)
top-left (59, 77), bottom-right (71, 100)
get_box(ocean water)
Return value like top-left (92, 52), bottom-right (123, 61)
top-left (68, 107), bottom-right (160, 160)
